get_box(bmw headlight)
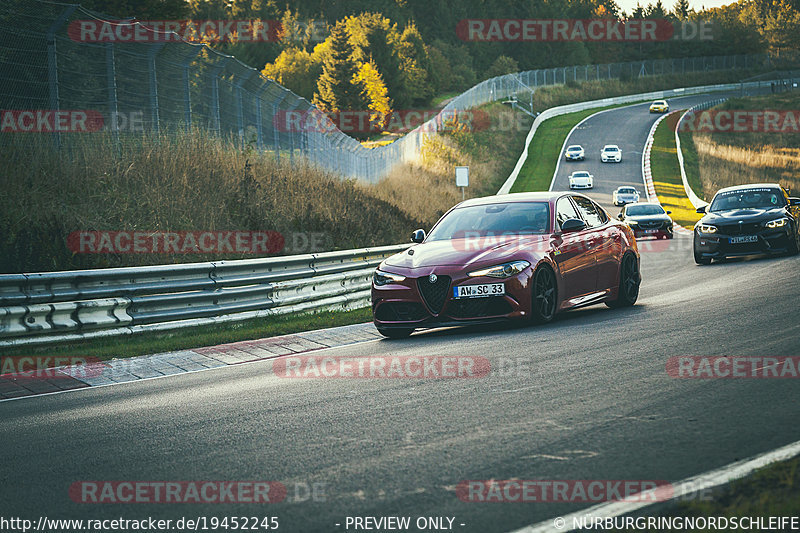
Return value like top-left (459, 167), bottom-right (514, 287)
top-left (697, 224), bottom-right (718, 234)
top-left (765, 218), bottom-right (788, 229)
top-left (468, 260), bottom-right (530, 278)
top-left (373, 269), bottom-right (406, 286)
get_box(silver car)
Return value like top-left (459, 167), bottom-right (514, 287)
top-left (613, 186), bottom-right (640, 206)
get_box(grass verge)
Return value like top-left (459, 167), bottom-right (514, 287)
top-left (0, 307), bottom-right (373, 362)
top-left (650, 110), bottom-right (704, 228)
top-left (663, 454), bottom-right (800, 525)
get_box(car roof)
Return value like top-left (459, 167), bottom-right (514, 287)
top-left (459, 192), bottom-right (572, 207)
top-left (617, 186), bottom-right (636, 191)
top-left (567, 145), bottom-right (582, 149)
top-left (714, 183), bottom-right (783, 194)
top-left (602, 144), bottom-right (619, 149)
top-left (653, 100), bottom-right (667, 103)
top-left (624, 202), bottom-right (662, 208)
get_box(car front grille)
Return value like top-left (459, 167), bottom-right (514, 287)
top-left (416, 275), bottom-right (451, 315)
top-left (637, 221), bottom-right (664, 229)
top-left (447, 297), bottom-right (512, 319)
top-left (718, 222), bottom-right (763, 235)
top-left (374, 302), bottom-right (428, 322)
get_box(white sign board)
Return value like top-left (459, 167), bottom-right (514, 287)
top-left (455, 166), bottom-right (469, 187)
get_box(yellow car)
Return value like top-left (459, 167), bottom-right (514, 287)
top-left (649, 100), bottom-right (669, 113)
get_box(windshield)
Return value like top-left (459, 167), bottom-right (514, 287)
top-left (567, 146), bottom-right (582, 151)
top-left (709, 188), bottom-right (786, 211)
top-left (604, 147), bottom-right (619, 152)
top-left (572, 172), bottom-right (590, 178)
top-left (626, 204), bottom-right (665, 216)
top-left (428, 202), bottom-right (551, 241)
top-left (619, 188), bottom-right (636, 194)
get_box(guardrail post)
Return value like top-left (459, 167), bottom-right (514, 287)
top-left (46, 5), bottom-right (77, 150)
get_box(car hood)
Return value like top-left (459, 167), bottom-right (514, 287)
top-left (570, 176), bottom-right (592, 182)
top-left (383, 234), bottom-right (550, 269)
top-left (701, 207), bottom-right (788, 225)
top-left (616, 193), bottom-right (638, 198)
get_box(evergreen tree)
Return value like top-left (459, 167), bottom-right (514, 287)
top-left (313, 22), bottom-right (364, 112)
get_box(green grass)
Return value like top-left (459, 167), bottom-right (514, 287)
top-left (677, 125), bottom-right (705, 202)
top-left (649, 110), bottom-right (703, 229)
top-left (665, 455), bottom-right (800, 525)
top-left (431, 91), bottom-right (460, 108)
top-left (0, 307), bottom-right (374, 362)
top-left (510, 102), bottom-right (649, 193)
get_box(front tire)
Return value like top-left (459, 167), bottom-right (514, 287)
top-left (530, 266), bottom-right (558, 324)
top-left (606, 253), bottom-right (640, 308)
top-left (693, 234), bottom-right (712, 264)
top-left (377, 327), bottom-right (413, 339)
top-left (787, 226), bottom-right (800, 255)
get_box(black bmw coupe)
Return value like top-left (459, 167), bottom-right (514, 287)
top-left (693, 184), bottom-right (800, 264)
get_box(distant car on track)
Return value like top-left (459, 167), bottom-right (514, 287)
top-left (649, 100), bottom-right (669, 113)
top-left (613, 186), bottom-right (640, 206)
top-left (601, 145), bottom-right (622, 163)
top-left (371, 192), bottom-right (641, 338)
top-left (618, 202), bottom-right (674, 239)
top-left (564, 145), bottom-right (585, 161)
top-left (693, 183), bottom-right (800, 264)
top-left (569, 170), bottom-right (593, 189)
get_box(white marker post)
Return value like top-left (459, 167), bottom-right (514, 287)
top-left (455, 166), bottom-right (469, 201)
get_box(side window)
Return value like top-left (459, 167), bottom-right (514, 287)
top-left (572, 196), bottom-right (604, 228)
top-left (556, 197), bottom-right (581, 229)
top-left (593, 200), bottom-right (609, 224)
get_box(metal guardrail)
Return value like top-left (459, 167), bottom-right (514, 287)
top-left (0, 245), bottom-right (409, 346)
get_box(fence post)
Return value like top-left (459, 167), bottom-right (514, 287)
top-left (272, 89), bottom-right (289, 162)
top-left (209, 55), bottom-right (231, 136)
top-left (181, 47), bottom-right (201, 133)
top-left (146, 43), bottom-right (165, 134)
top-left (234, 68), bottom-right (255, 149)
top-left (283, 99), bottom-right (300, 165)
top-left (46, 5), bottom-right (77, 150)
top-left (105, 43), bottom-right (119, 145)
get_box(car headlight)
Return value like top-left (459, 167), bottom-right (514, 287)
top-left (697, 224), bottom-right (718, 234)
top-left (373, 269), bottom-right (406, 286)
top-left (765, 218), bottom-right (788, 229)
top-left (468, 260), bottom-right (530, 278)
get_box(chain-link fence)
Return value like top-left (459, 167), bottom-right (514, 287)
top-left (0, 0), bottom-right (771, 183)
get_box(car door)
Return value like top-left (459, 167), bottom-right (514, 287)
top-left (552, 196), bottom-right (597, 301)
top-left (572, 196), bottom-right (621, 292)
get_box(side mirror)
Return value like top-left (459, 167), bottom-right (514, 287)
top-left (411, 229), bottom-right (426, 243)
top-left (789, 197), bottom-right (800, 206)
top-left (666, 210), bottom-right (672, 215)
top-left (560, 218), bottom-right (587, 233)
top-left (696, 205), bottom-right (707, 214)
top-left (618, 213), bottom-right (624, 220)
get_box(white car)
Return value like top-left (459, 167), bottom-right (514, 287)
top-left (613, 186), bottom-right (640, 206)
top-left (601, 144), bottom-right (622, 163)
top-left (564, 145), bottom-right (585, 161)
top-left (568, 170), bottom-right (593, 189)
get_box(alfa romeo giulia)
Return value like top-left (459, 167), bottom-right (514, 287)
top-left (372, 192), bottom-right (641, 338)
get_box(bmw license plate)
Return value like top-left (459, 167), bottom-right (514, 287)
top-left (730, 235), bottom-right (758, 244)
top-left (453, 283), bottom-right (505, 299)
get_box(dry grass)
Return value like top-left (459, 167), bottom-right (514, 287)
top-left (690, 91), bottom-right (800, 198)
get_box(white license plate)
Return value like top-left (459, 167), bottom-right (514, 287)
top-left (453, 283), bottom-right (505, 299)
top-left (730, 235), bottom-right (758, 244)
top-left (644, 229), bottom-right (659, 233)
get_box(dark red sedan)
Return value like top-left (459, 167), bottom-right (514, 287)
top-left (371, 192), bottom-right (641, 338)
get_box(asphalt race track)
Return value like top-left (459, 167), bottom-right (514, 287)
top-left (2, 92), bottom-right (799, 533)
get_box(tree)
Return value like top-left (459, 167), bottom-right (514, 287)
top-left (313, 22), bottom-right (364, 112)
top-left (484, 55), bottom-right (519, 79)
top-left (353, 61), bottom-right (392, 134)
top-left (396, 22), bottom-right (433, 107)
top-left (262, 47), bottom-right (322, 99)
top-left (673, 0), bottom-right (692, 20)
